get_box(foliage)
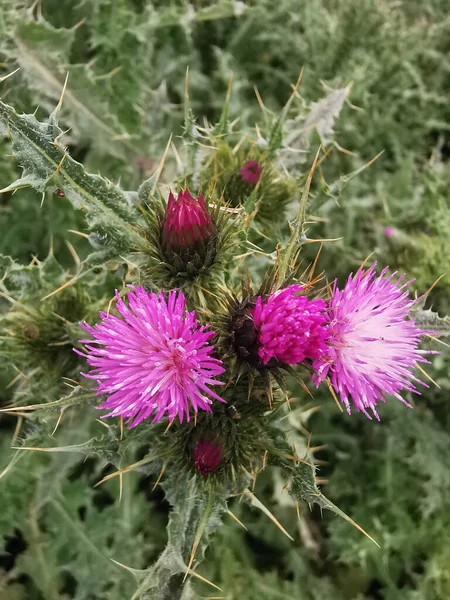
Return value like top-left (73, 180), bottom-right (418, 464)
top-left (1, 1), bottom-right (450, 599)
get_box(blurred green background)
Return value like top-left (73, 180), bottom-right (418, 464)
top-left (1, 1), bottom-right (449, 599)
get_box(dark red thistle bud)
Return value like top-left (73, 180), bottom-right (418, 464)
top-left (160, 190), bottom-right (217, 278)
top-left (162, 190), bottom-right (215, 250)
top-left (240, 160), bottom-right (262, 185)
top-left (194, 439), bottom-right (222, 477)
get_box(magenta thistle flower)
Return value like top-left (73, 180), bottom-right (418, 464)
top-left (313, 264), bottom-right (429, 420)
top-left (76, 287), bottom-right (225, 427)
top-left (252, 285), bottom-right (328, 365)
top-left (161, 190), bottom-right (215, 250)
top-left (383, 226), bottom-right (395, 238)
top-left (194, 439), bottom-right (223, 477)
top-left (240, 160), bottom-right (263, 185)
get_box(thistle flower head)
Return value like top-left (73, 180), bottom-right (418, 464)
top-left (313, 265), bottom-right (428, 419)
top-left (240, 160), bottom-right (263, 185)
top-left (193, 439), bottom-right (223, 477)
top-left (76, 287), bottom-right (225, 427)
top-left (230, 285), bottom-right (327, 367)
top-left (162, 190), bottom-right (215, 250)
top-left (252, 285), bottom-right (328, 365)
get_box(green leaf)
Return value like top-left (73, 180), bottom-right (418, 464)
top-left (413, 307), bottom-right (450, 338)
top-left (130, 473), bottom-right (227, 600)
top-left (12, 18), bottom-right (137, 159)
top-left (0, 100), bottom-right (148, 260)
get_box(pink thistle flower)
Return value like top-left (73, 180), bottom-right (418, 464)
top-left (313, 264), bottom-right (430, 420)
top-left (161, 190), bottom-right (215, 250)
top-left (252, 285), bottom-right (328, 365)
top-left (76, 287), bottom-right (225, 427)
top-left (384, 226), bottom-right (395, 238)
top-left (240, 160), bottom-right (263, 185)
top-left (194, 439), bottom-right (223, 477)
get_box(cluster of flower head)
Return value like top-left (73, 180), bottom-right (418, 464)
top-left (77, 263), bottom-right (428, 427)
top-left (75, 189), bottom-right (431, 431)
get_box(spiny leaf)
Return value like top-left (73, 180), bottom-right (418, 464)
top-left (0, 387), bottom-right (97, 414)
top-left (413, 307), bottom-right (450, 338)
top-left (0, 100), bottom-right (147, 260)
top-left (129, 473), bottom-right (228, 599)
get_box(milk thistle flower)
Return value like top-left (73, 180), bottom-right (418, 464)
top-left (313, 264), bottom-right (428, 419)
top-left (231, 285), bottom-right (328, 367)
top-left (240, 160), bottom-right (263, 185)
top-left (76, 287), bottom-right (225, 427)
top-left (252, 285), bottom-right (328, 364)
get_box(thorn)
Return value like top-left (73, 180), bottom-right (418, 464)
top-left (170, 141), bottom-right (183, 172)
top-left (67, 229), bottom-right (90, 239)
top-left (184, 567), bottom-right (223, 592)
top-left (326, 378), bottom-right (343, 412)
top-left (419, 273), bottom-right (446, 306)
top-left (13, 416), bottom-right (23, 441)
top-left (253, 85), bottom-right (267, 113)
top-left (150, 135), bottom-right (173, 194)
top-left (163, 420), bottom-right (174, 435)
top-left (0, 68), bottom-right (20, 84)
top-left (151, 463), bottom-right (167, 492)
top-left (425, 334), bottom-right (450, 348)
top-left (65, 240), bottom-right (80, 267)
top-left (106, 293), bottom-right (118, 316)
top-left (244, 490), bottom-right (294, 541)
top-left (51, 409), bottom-right (65, 436)
top-left (94, 455), bottom-right (157, 487)
top-left (416, 364), bottom-right (440, 389)
top-left (109, 557), bottom-right (145, 575)
top-left (6, 371), bottom-right (24, 389)
top-left (308, 244), bottom-right (323, 284)
top-left (0, 451), bottom-right (23, 481)
top-left (54, 72), bottom-right (69, 117)
top-left (251, 468), bottom-right (258, 491)
top-left (227, 509), bottom-right (248, 531)
top-left (262, 450), bottom-right (268, 471)
top-left (357, 251), bottom-right (377, 274)
top-left (41, 275), bottom-right (79, 301)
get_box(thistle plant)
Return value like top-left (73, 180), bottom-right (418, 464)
top-left (0, 67), bottom-right (448, 600)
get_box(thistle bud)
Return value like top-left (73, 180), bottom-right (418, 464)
top-left (193, 439), bottom-right (223, 477)
top-left (162, 190), bottom-right (215, 250)
top-left (240, 160), bottom-right (262, 185)
top-left (160, 190), bottom-right (217, 277)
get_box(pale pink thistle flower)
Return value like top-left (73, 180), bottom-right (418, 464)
top-left (240, 160), bottom-right (263, 185)
top-left (384, 226), bottom-right (395, 238)
top-left (76, 287), bottom-right (225, 427)
top-left (194, 439), bottom-right (223, 477)
top-left (162, 190), bottom-right (215, 250)
top-left (252, 284), bottom-right (328, 365)
top-left (313, 264), bottom-right (430, 420)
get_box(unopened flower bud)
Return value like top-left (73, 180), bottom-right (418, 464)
top-left (162, 190), bottom-right (215, 250)
top-left (160, 190), bottom-right (217, 277)
top-left (240, 160), bottom-right (262, 185)
top-left (194, 439), bottom-right (223, 477)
